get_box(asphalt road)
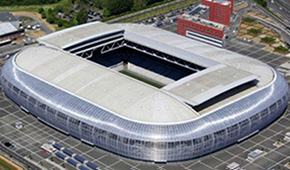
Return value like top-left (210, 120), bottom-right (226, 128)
top-left (267, 0), bottom-right (290, 25)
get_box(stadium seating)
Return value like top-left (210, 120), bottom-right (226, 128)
top-left (89, 47), bottom-right (195, 81)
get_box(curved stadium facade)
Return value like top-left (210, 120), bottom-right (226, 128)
top-left (1, 22), bottom-right (289, 162)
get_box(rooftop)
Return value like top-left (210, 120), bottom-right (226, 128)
top-left (0, 22), bottom-right (17, 37)
top-left (15, 46), bottom-right (199, 124)
top-left (0, 12), bottom-right (18, 22)
top-left (163, 65), bottom-right (258, 106)
top-left (38, 22), bottom-right (123, 49)
top-left (179, 14), bottom-right (225, 30)
top-left (203, 0), bottom-right (231, 5)
top-left (36, 22), bottom-right (275, 122)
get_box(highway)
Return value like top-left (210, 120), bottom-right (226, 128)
top-left (249, 0), bottom-right (290, 29)
top-left (267, 0), bottom-right (290, 25)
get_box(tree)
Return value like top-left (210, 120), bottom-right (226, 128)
top-left (54, 5), bottom-right (63, 13)
top-left (46, 16), bottom-right (55, 24)
top-left (57, 20), bottom-right (63, 27)
top-left (146, 0), bottom-right (163, 5)
top-left (47, 8), bottom-right (53, 15)
top-left (76, 9), bottom-right (87, 25)
top-left (103, 0), bottom-right (133, 16)
top-left (38, 7), bottom-right (44, 14)
top-left (102, 8), bottom-right (110, 17)
top-left (0, 0), bottom-right (61, 6)
top-left (41, 12), bottom-right (46, 19)
top-left (254, 0), bottom-right (267, 8)
top-left (132, 0), bottom-right (147, 11)
top-left (62, 0), bottom-right (73, 15)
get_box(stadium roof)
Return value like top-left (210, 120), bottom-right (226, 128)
top-left (39, 22), bottom-right (123, 49)
top-left (35, 22), bottom-right (275, 123)
top-left (15, 46), bottom-right (199, 124)
top-left (163, 64), bottom-right (258, 106)
top-left (115, 23), bottom-right (273, 86)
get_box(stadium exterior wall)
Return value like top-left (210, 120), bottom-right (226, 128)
top-left (1, 54), bottom-right (289, 162)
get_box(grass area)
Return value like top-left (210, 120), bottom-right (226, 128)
top-left (274, 46), bottom-right (289, 54)
top-left (266, 8), bottom-right (283, 21)
top-left (118, 0), bottom-right (199, 23)
top-left (261, 36), bottom-right (276, 44)
top-left (248, 28), bottom-right (262, 36)
top-left (104, 0), bottom-right (176, 21)
top-left (0, 157), bottom-right (17, 170)
top-left (0, 2), bottom-right (60, 12)
top-left (119, 70), bottom-right (164, 89)
top-left (242, 17), bottom-right (256, 23)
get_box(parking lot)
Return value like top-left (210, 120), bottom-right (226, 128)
top-left (0, 37), bottom-right (290, 170)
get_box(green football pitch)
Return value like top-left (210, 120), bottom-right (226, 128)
top-left (119, 70), bottom-right (165, 89)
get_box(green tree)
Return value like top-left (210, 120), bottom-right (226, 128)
top-left (103, 0), bottom-right (133, 16)
top-left (146, 0), bottom-right (164, 5)
top-left (0, 0), bottom-right (61, 6)
top-left (248, 28), bottom-right (262, 35)
top-left (254, 0), bottom-right (267, 7)
top-left (41, 11), bottom-right (46, 19)
top-left (57, 20), bottom-right (63, 27)
top-left (261, 36), bottom-right (276, 44)
top-left (54, 5), bottom-right (63, 13)
top-left (76, 9), bottom-right (87, 24)
top-left (47, 16), bottom-right (55, 24)
top-left (103, 8), bottom-right (110, 17)
top-left (38, 7), bottom-right (44, 14)
top-left (132, 0), bottom-right (147, 11)
top-left (62, 0), bottom-right (73, 15)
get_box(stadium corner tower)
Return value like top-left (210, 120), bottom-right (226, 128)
top-left (1, 22), bottom-right (289, 162)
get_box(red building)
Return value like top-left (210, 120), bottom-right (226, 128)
top-left (201, 0), bottom-right (232, 26)
top-left (177, 14), bottom-right (225, 47)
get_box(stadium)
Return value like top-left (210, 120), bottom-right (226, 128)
top-left (1, 22), bottom-right (289, 162)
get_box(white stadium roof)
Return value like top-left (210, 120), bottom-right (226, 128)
top-left (38, 22), bottom-right (123, 49)
top-left (16, 46), bottom-right (199, 123)
top-left (32, 22), bottom-right (275, 124)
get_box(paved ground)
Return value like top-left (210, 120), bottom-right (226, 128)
top-left (159, 22), bottom-right (177, 33)
top-left (0, 38), bottom-right (290, 170)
